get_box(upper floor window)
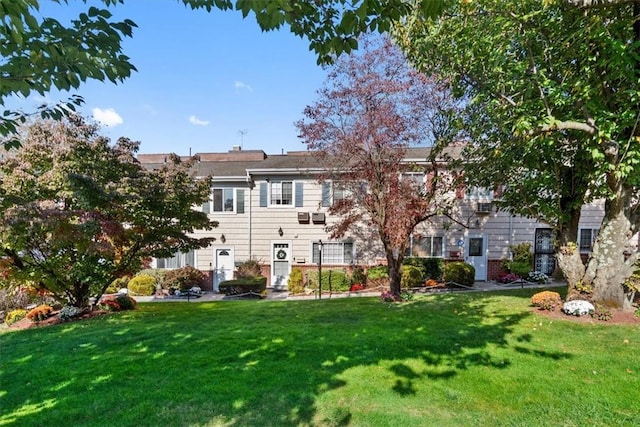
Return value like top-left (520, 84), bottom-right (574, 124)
top-left (155, 249), bottom-right (195, 269)
top-left (322, 181), bottom-right (351, 207)
top-left (405, 235), bottom-right (444, 257)
top-left (579, 228), bottom-right (598, 252)
top-left (271, 181), bottom-right (293, 206)
top-left (312, 241), bottom-right (354, 264)
top-left (401, 172), bottom-right (425, 188)
top-left (259, 181), bottom-right (303, 208)
top-left (203, 188), bottom-right (239, 213)
top-left (466, 186), bottom-right (494, 201)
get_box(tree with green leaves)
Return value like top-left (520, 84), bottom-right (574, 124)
top-left (0, 116), bottom-right (216, 307)
top-left (1, 0), bottom-right (450, 149)
top-left (397, 0), bottom-right (640, 309)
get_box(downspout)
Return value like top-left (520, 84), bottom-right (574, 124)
top-left (246, 172), bottom-right (253, 257)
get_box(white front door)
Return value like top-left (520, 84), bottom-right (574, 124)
top-left (213, 248), bottom-right (234, 292)
top-left (271, 242), bottom-right (291, 290)
top-left (466, 234), bottom-right (488, 281)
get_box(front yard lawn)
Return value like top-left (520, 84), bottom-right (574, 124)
top-left (1, 289), bottom-right (638, 426)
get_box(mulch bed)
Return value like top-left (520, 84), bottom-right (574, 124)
top-left (534, 306), bottom-right (640, 325)
top-left (6, 309), bottom-right (109, 331)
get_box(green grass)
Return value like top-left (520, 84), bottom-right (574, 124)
top-left (1, 289), bottom-right (638, 427)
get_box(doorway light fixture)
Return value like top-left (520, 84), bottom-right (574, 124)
top-left (278, 227), bottom-right (283, 237)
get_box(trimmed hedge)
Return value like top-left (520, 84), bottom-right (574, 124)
top-left (444, 262), bottom-right (475, 287)
top-left (306, 270), bottom-right (351, 292)
top-left (401, 265), bottom-right (423, 288)
top-left (403, 257), bottom-right (444, 281)
top-left (219, 276), bottom-right (267, 297)
top-left (128, 275), bottom-right (156, 296)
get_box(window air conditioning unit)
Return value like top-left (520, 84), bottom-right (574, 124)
top-left (297, 212), bottom-right (310, 224)
top-left (476, 202), bottom-right (492, 214)
top-left (312, 212), bottom-right (326, 224)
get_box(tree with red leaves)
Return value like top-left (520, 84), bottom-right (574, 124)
top-left (296, 35), bottom-right (461, 295)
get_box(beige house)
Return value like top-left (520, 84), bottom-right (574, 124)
top-left (137, 146), bottom-right (627, 291)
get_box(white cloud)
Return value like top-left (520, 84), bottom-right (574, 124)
top-left (189, 115), bottom-right (210, 126)
top-left (234, 80), bottom-right (253, 92)
top-left (141, 103), bottom-right (157, 116)
top-left (92, 107), bottom-right (123, 127)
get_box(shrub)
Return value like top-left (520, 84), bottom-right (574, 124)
top-left (443, 262), bottom-right (475, 286)
top-left (115, 295), bottom-right (137, 311)
top-left (403, 257), bottom-right (444, 281)
top-left (527, 271), bottom-right (548, 284)
top-left (380, 291), bottom-right (401, 302)
top-left (511, 242), bottom-right (533, 264)
top-left (59, 305), bottom-right (83, 320)
top-left (287, 268), bottom-right (305, 295)
top-left (127, 275), bottom-right (156, 296)
top-left (236, 259), bottom-right (262, 278)
top-left (350, 284), bottom-right (365, 292)
top-left (426, 279), bottom-right (439, 287)
top-left (502, 243), bottom-right (533, 276)
top-left (367, 266), bottom-right (389, 280)
top-left (509, 261), bottom-right (532, 277)
top-left (163, 266), bottom-right (205, 290)
top-left (350, 266), bottom-right (366, 286)
top-left (366, 265), bottom-right (389, 288)
top-left (306, 270), bottom-right (350, 292)
top-left (401, 265), bottom-right (423, 288)
top-left (99, 300), bottom-right (121, 312)
top-left (590, 304), bottom-right (613, 321)
top-left (0, 286), bottom-right (31, 317)
top-left (106, 276), bottom-right (130, 294)
top-left (26, 304), bottom-right (53, 322)
top-left (423, 257), bottom-right (445, 281)
top-left (402, 257), bottom-right (426, 279)
top-left (219, 276), bottom-right (267, 297)
top-left (136, 269), bottom-right (166, 289)
top-left (531, 291), bottom-right (562, 311)
top-left (99, 295), bottom-right (137, 311)
top-left (498, 273), bottom-right (521, 283)
top-left (5, 309), bottom-right (27, 325)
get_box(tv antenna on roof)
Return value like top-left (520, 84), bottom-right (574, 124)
top-left (238, 129), bottom-right (248, 149)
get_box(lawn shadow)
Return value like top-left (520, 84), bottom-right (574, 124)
top-left (1, 289), bottom-right (567, 426)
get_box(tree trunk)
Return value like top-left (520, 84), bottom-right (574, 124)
top-left (583, 186), bottom-right (638, 310)
top-left (556, 200), bottom-right (586, 300)
top-left (556, 247), bottom-right (586, 300)
top-left (386, 250), bottom-right (404, 295)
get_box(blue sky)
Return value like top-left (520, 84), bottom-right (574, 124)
top-left (16, 1), bottom-right (329, 155)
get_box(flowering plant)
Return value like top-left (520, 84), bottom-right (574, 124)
top-left (380, 291), bottom-right (402, 302)
top-left (350, 284), bottom-right (365, 292)
top-left (498, 273), bottom-right (521, 283)
top-left (26, 304), bottom-right (53, 322)
top-left (590, 304), bottom-right (613, 321)
top-left (531, 291), bottom-right (562, 311)
top-left (59, 305), bottom-right (83, 321)
top-left (527, 271), bottom-right (548, 283)
top-left (425, 279), bottom-right (439, 287)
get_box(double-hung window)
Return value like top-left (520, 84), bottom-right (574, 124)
top-left (579, 228), bottom-right (598, 252)
top-left (312, 241), bottom-right (354, 265)
top-left (406, 235), bottom-right (444, 257)
top-left (155, 250), bottom-right (195, 269)
top-left (203, 188), bottom-right (235, 213)
top-left (466, 186), bottom-right (494, 200)
top-left (271, 181), bottom-right (293, 206)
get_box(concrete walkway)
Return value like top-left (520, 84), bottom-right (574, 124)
top-left (133, 280), bottom-right (566, 303)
